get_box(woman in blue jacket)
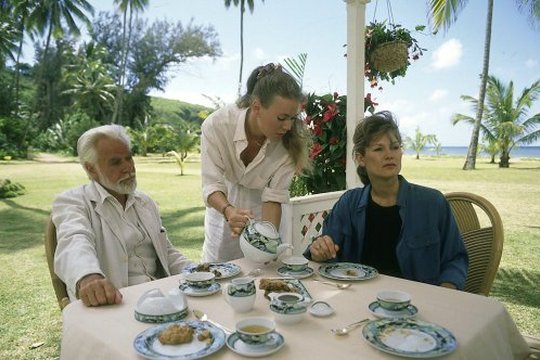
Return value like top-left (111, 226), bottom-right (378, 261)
top-left (304, 111), bottom-right (468, 289)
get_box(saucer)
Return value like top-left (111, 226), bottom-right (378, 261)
top-left (368, 301), bottom-right (418, 319)
top-left (276, 266), bottom-right (314, 279)
top-left (179, 282), bottom-right (221, 297)
top-left (226, 331), bottom-right (285, 357)
top-left (308, 301), bottom-right (334, 317)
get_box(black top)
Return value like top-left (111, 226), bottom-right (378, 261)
top-left (361, 193), bottom-right (402, 277)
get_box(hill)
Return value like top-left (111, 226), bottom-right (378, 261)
top-left (150, 96), bottom-right (213, 125)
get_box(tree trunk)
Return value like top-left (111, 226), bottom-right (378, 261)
top-left (463, 0), bottom-right (493, 170)
top-left (238, 0), bottom-right (245, 96)
top-left (499, 152), bottom-right (510, 168)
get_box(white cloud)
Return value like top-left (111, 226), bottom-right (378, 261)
top-left (431, 39), bottom-right (463, 69)
top-left (526, 58), bottom-right (538, 68)
top-left (429, 89), bottom-right (448, 101)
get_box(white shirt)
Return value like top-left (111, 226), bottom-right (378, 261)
top-left (200, 104), bottom-right (295, 261)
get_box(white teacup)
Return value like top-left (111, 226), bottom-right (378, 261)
top-left (235, 317), bottom-right (276, 345)
top-left (269, 292), bottom-right (309, 325)
top-left (224, 277), bottom-right (256, 313)
top-left (183, 271), bottom-right (215, 289)
top-left (281, 256), bottom-right (309, 272)
top-left (376, 289), bottom-right (411, 311)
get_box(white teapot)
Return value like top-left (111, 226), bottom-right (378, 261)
top-left (239, 219), bottom-right (292, 263)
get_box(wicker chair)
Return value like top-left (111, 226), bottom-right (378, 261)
top-left (445, 192), bottom-right (504, 296)
top-left (44, 216), bottom-right (70, 310)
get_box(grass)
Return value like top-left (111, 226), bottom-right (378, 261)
top-left (1, 154), bottom-right (539, 359)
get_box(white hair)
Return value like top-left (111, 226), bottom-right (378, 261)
top-left (77, 125), bottom-right (131, 178)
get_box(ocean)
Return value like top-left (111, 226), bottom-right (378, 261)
top-left (404, 146), bottom-right (540, 158)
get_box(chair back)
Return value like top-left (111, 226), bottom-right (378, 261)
top-left (44, 216), bottom-right (70, 310)
top-left (445, 192), bottom-right (504, 296)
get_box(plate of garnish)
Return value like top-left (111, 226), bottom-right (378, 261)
top-left (182, 262), bottom-right (241, 279)
top-left (318, 262), bottom-right (378, 281)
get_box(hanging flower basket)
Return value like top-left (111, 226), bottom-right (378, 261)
top-left (365, 21), bottom-right (426, 88)
top-left (370, 40), bottom-right (409, 73)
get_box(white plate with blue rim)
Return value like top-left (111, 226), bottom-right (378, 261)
top-left (276, 266), bottom-right (314, 279)
top-left (179, 282), bottom-right (221, 297)
top-left (362, 318), bottom-right (457, 358)
top-left (226, 331), bottom-right (285, 357)
top-left (182, 262), bottom-right (241, 279)
top-left (368, 301), bottom-right (418, 319)
top-left (133, 319), bottom-right (226, 359)
top-left (318, 262), bottom-right (378, 281)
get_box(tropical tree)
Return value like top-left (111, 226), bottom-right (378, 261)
top-left (427, 0), bottom-right (539, 170)
top-left (224, 0), bottom-right (265, 96)
top-left (480, 139), bottom-right (500, 164)
top-left (111, 0), bottom-right (149, 124)
top-left (404, 127), bottom-right (438, 159)
top-left (452, 76), bottom-right (540, 168)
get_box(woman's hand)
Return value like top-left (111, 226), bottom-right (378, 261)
top-left (224, 206), bottom-right (253, 238)
top-left (309, 235), bottom-right (340, 262)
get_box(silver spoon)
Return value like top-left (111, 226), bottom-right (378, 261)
top-left (331, 319), bottom-right (370, 336)
top-left (192, 309), bottom-right (233, 334)
top-left (313, 280), bottom-right (351, 290)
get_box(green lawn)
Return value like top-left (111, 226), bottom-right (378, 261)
top-left (0, 154), bottom-right (539, 359)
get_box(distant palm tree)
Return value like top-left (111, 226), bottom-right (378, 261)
top-left (224, 0), bottom-right (265, 96)
top-left (111, 0), bottom-right (149, 124)
top-left (405, 127), bottom-right (438, 160)
top-left (452, 76), bottom-right (540, 168)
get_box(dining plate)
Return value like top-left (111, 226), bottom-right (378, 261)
top-left (368, 301), bottom-right (418, 319)
top-left (133, 319), bottom-right (226, 359)
top-left (318, 262), bottom-right (378, 281)
top-left (276, 266), bottom-right (314, 279)
top-left (179, 282), bottom-right (221, 297)
top-left (264, 277), bottom-right (313, 302)
top-left (226, 331), bottom-right (285, 357)
top-left (182, 262), bottom-right (241, 279)
top-left (362, 318), bottom-right (457, 358)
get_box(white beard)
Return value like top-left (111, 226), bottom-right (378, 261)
top-left (96, 168), bottom-right (137, 195)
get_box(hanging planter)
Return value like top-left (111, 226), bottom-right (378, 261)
top-left (365, 21), bottom-right (426, 88)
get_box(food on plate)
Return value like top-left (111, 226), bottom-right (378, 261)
top-left (195, 263), bottom-right (222, 277)
top-left (158, 324), bottom-right (194, 345)
top-left (345, 269), bottom-right (358, 276)
top-left (197, 329), bottom-right (213, 344)
top-left (259, 278), bottom-right (297, 299)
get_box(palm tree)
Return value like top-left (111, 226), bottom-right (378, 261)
top-left (224, 0), bottom-right (265, 96)
top-left (452, 76), bottom-right (540, 167)
top-left (111, 0), bottom-right (149, 124)
top-left (427, 0), bottom-right (539, 170)
top-left (404, 127), bottom-right (438, 160)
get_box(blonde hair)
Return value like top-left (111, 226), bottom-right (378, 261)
top-left (237, 63), bottom-right (312, 172)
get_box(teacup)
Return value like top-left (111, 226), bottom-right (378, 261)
top-left (235, 317), bottom-right (276, 345)
top-left (281, 256), bottom-right (309, 272)
top-left (239, 219), bottom-right (293, 263)
top-left (376, 289), bottom-right (411, 311)
top-left (183, 271), bottom-right (215, 289)
top-left (224, 277), bottom-right (256, 313)
top-left (269, 292), bottom-right (309, 325)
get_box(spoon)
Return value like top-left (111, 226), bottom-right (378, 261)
top-left (192, 309), bottom-right (233, 334)
top-left (330, 319), bottom-right (370, 336)
top-left (313, 280), bottom-right (351, 290)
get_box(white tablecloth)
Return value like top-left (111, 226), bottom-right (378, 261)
top-left (61, 258), bottom-right (530, 359)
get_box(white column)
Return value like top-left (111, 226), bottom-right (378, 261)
top-left (344, 0), bottom-right (369, 189)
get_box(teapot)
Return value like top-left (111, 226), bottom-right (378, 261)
top-left (134, 288), bottom-right (188, 323)
top-left (239, 219), bottom-right (292, 263)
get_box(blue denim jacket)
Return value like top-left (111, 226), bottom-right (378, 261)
top-left (305, 176), bottom-right (469, 289)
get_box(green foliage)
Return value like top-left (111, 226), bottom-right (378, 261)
top-left (404, 127), bottom-right (438, 159)
top-left (283, 53), bottom-right (307, 89)
top-left (0, 179), bottom-right (26, 198)
top-left (37, 112), bottom-right (99, 155)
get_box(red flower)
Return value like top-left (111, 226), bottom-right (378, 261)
top-left (312, 120), bottom-right (323, 137)
top-left (329, 136), bottom-right (339, 145)
top-left (309, 143), bottom-right (323, 160)
top-left (322, 103), bottom-right (338, 122)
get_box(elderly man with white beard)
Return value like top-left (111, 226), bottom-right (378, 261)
top-left (52, 125), bottom-right (193, 307)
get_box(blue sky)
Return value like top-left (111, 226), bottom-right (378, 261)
top-left (88, 1), bottom-right (540, 145)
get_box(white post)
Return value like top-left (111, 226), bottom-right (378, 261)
top-left (344, 0), bottom-right (369, 189)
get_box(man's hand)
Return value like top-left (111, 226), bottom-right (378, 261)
top-left (77, 274), bottom-right (123, 307)
top-left (309, 235), bottom-right (340, 262)
top-left (224, 207), bottom-right (253, 238)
